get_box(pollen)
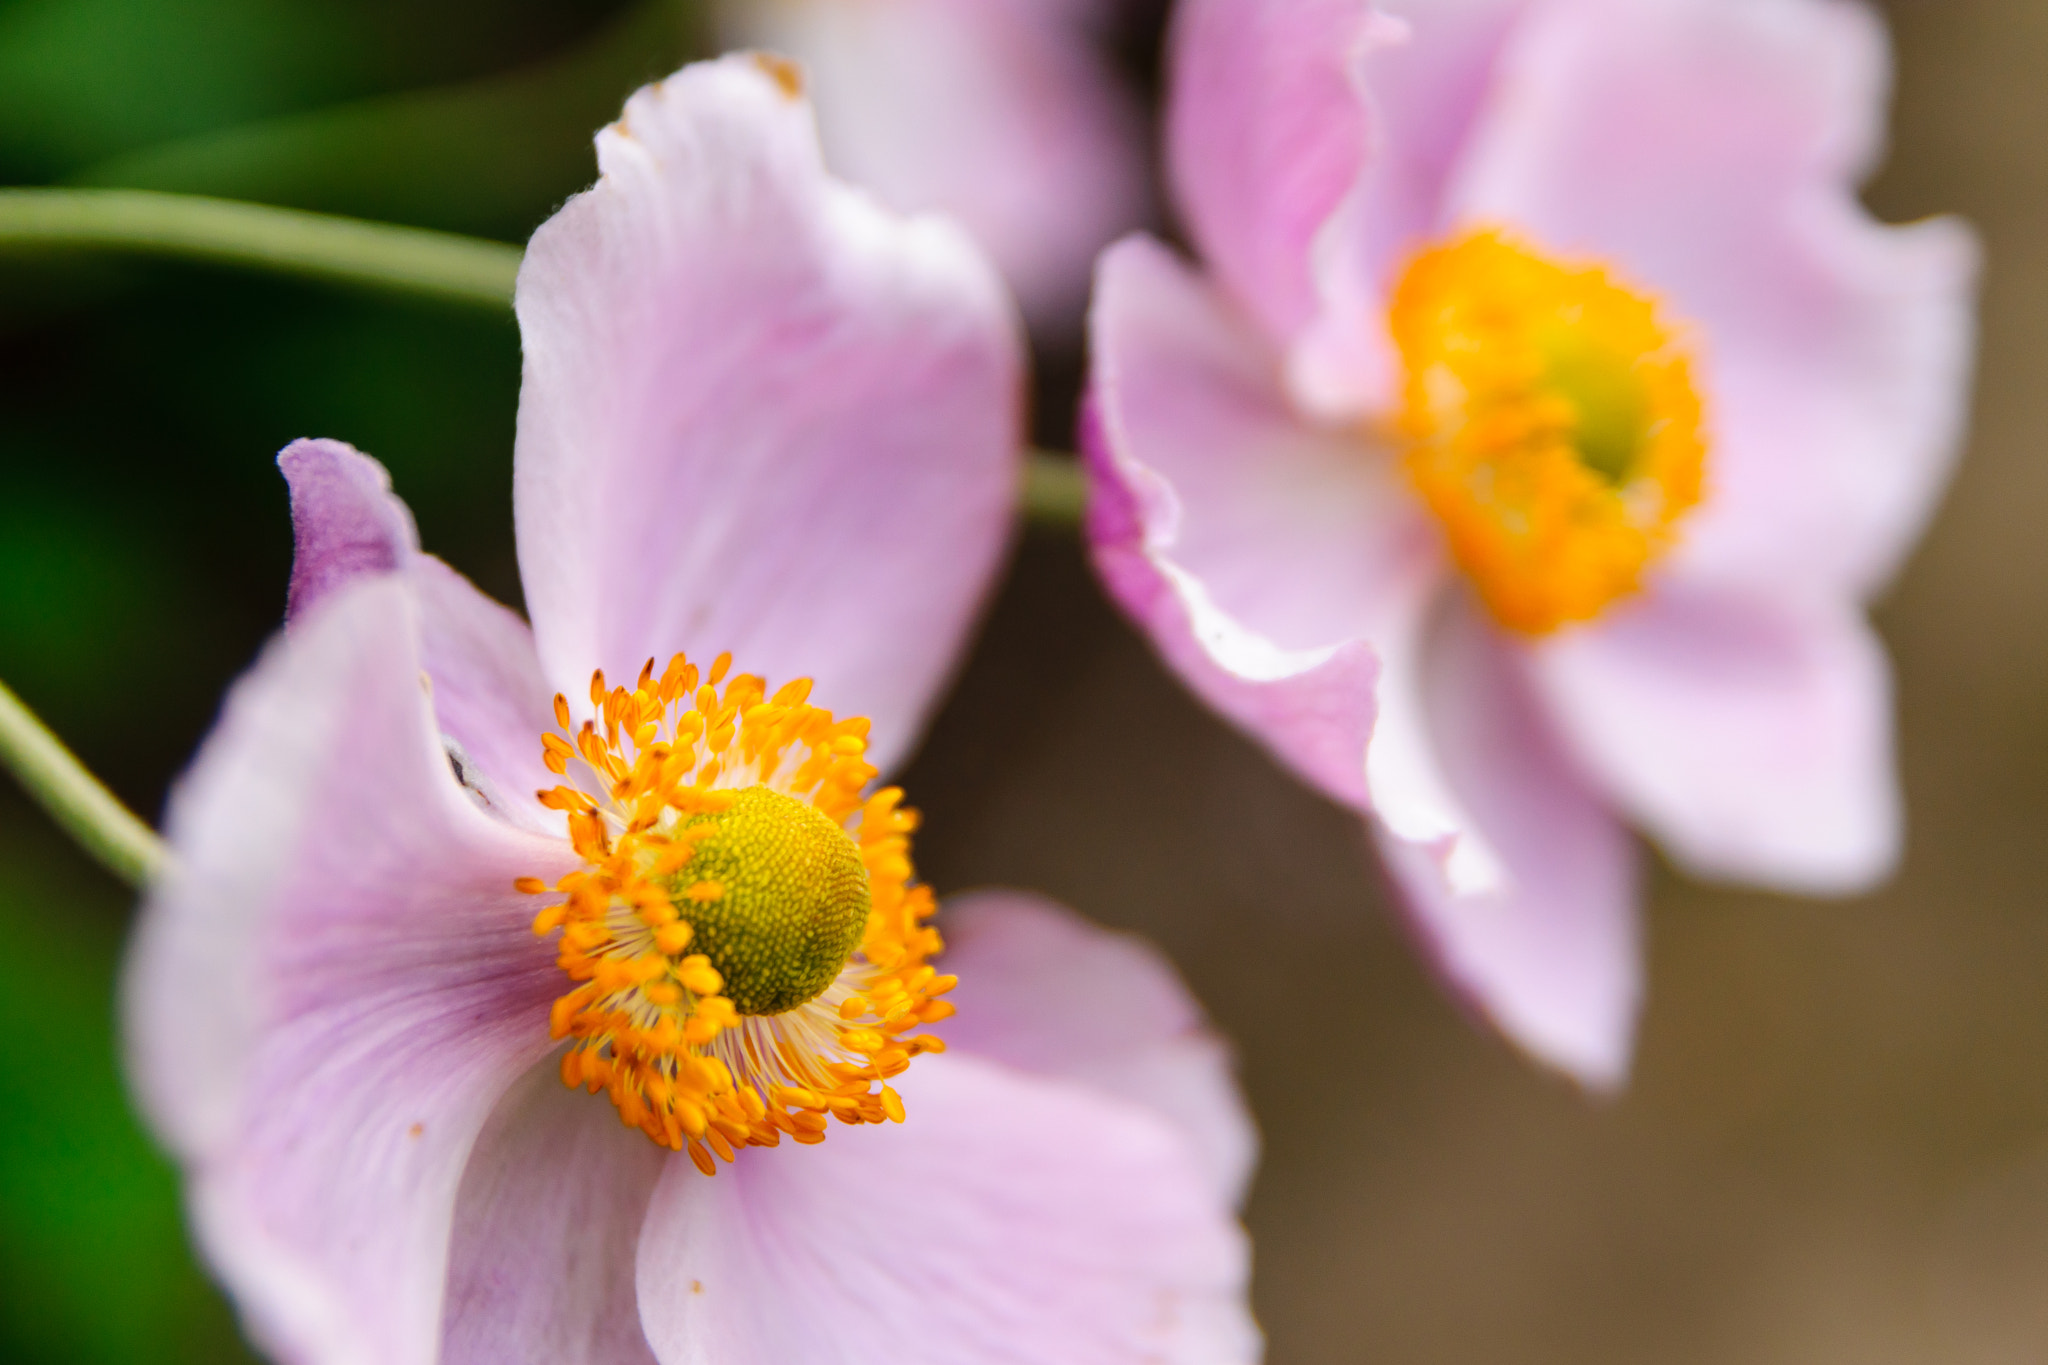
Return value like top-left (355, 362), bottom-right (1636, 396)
top-left (519, 651), bottom-right (952, 1171)
top-left (1389, 228), bottom-right (1707, 635)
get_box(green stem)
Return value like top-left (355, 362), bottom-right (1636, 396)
top-left (1023, 451), bottom-right (1087, 527)
top-left (0, 680), bottom-right (166, 889)
top-left (0, 187), bottom-right (520, 309)
top-left (0, 187), bottom-right (1086, 524)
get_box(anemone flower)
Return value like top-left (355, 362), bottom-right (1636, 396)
top-left (713, 0), bottom-right (1149, 329)
top-left (125, 55), bottom-right (1257, 1365)
top-left (1084, 0), bottom-right (1978, 1086)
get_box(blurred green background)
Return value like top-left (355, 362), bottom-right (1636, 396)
top-left (0, 4), bottom-right (700, 1359)
top-left (2, 1), bottom-right (2044, 1362)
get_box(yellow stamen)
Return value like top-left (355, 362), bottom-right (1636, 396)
top-left (517, 651), bottom-right (948, 1168)
top-left (1390, 228), bottom-right (1707, 635)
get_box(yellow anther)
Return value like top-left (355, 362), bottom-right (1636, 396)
top-left (676, 954), bottom-right (723, 995)
top-left (521, 652), bottom-right (951, 1167)
top-left (1391, 228), bottom-right (1706, 635)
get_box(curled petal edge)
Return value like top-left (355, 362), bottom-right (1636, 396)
top-left (1083, 398), bottom-right (1379, 812)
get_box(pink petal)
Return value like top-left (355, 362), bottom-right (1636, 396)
top-left (635, 1054), bottom-right (1259, 1365)
top-left (124, 578), bottom-right (575, 1365)
top-left (1087, 233), bottom-right (1450, 810)
top-left (1528, 584), bottom-right (1899, 894)
top-left (1359, 577), bottom-right (1509, 896)
top-left (938, 890), bottom-right (1258, 1204)
top-left (1089, 237), bottom-right (1511, 895)
top-left (279, 438), bottom-right (418, 625)
top-left (277, 438), bottom-right (558, 834)
top-left (513, 55), bottom-right (1023, 773)
top-left (1450, 0), bottom-right (1979, 599)
top-left (1166, 0), bottom-right (1399, 344)
top-left (442, 1063), bottom-right (668, 1365)
top-left (714, 0), bottom-right (1148, 329)
top-left (1289, 0), bottom-right (1532, 417)
top-left (1374, 595), bottom-right (1640, 1089)
top-left (410, 557), bottom-right (562, 837)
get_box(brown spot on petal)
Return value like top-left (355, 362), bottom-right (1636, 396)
top-left (691, 1280), bottom-right (704, 1295)
top-left (751, 52), bottom-right (804, 99)
top-left (408, 1123), bottom-right (425, 1139)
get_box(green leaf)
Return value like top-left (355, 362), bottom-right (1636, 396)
top-left (0, 838), bottom-right (253, 1362)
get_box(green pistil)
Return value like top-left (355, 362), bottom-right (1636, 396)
top-left (1542, 328), bottom-right (1650, 486)
top-left (663, 785), bottom-right (870, 1016)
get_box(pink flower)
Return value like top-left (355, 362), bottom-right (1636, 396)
top-left (125, 57), bottom-right (1257, 1365)
top-left (713, 0), bottom-right (1149, 329)
top-left (1085, 0), bottom-right (1978, 1086)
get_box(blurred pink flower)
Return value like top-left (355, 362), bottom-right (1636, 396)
top-left (714, 0), bottom-right (1150, 329)
top-left (125, 57), bottom-right (1257, 1365)
top-left (1085, 0), bottom-right (1977, 1086)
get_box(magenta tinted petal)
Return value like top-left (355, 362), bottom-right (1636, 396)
top-left (1529, 584), bottom-right (1899, 894)
top-left (1167, 0), bottom-right (1397, 342)
top-left (278, 438), bottom-right (419, 625)
top-left (124, 578), bottom-right (575, 1365)
top-left (277, 440), bottom-right (557, 830)
top-left (514, 55), bottom-right (1023, 773)
top-left (441, 1062), bottom-right (668, 1365)
top-left (1451, 0), bottom-right (1978, 598)
top-left (1375, 596), bottom-right (1640, 1089)
top-left (635, 1055), bottom-right (1259, 1365)
top-left (939, 890), bottom-right (1257, 1204)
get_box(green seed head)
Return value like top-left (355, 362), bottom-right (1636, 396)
top-left (663, 785), bottom-right (871, 1016)
top-left (1540, 325), bottom-right (1651, 487)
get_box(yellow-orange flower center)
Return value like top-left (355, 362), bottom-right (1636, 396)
top-left (1390, 228), bottom-right (1707, 635)
top-left (514, 650), bottom-right (952, 1175)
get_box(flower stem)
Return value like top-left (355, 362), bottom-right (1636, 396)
top-left (0, 187), bottom-right (1087, 526)
top-left (1024, 451), bottom-right (1087, 526)
top-left (0, 187), bottom-right (521, 310)
top-left (0, 679), bottom-right (166, 888)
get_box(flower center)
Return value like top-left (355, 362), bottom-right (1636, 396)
top-left (515, 651), bottom-right (953, 1174)
top-left (666, 786), bottom-right (869, 1016)
top-left (1389, 228), bottom-right (1707, 635)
